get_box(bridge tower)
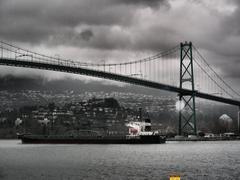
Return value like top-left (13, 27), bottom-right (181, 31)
top-left (179, 42), bottom-right (197, 135)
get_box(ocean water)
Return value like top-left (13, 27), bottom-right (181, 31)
top-left (0, 140), bottom-right (240, 180)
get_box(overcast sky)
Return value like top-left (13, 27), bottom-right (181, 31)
top-left (0, 0), bottom-right (239, 91)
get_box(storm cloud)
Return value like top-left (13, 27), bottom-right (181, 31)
top-left (0, 0), bottom-right (171, 49)
top-left (0, 0), bottom-right (239, 91)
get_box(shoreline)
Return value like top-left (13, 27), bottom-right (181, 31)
top-left (167, 137), bottom-right (240, 141)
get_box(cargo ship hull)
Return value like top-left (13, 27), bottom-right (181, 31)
top-left (19, 134), bottom-right (166, 144)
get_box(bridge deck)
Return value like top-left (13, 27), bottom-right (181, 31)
top-left (0, 58), bottom-right (240, 106)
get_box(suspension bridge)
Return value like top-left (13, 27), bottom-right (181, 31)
top-left (0, 40), bottom-right (239, 135)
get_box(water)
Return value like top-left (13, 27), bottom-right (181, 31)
top-left (0, 140), bottom-right (240, 180)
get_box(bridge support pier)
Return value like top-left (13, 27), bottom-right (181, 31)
top-left (238, 106), bottom-right (240, 134)
top-left (178, 42), bottom-right (197, 135)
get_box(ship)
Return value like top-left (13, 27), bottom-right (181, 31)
top-left (17, 110), bottom-right (166, 144)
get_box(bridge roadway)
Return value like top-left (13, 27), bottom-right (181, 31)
top-left (0, 58), bottom-right (240, 106)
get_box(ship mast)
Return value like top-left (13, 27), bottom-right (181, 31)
top-left (139, 108), bottom-right (142, 121)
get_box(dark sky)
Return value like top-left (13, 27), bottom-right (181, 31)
top-left (0, 0), bottom-right (239, 91)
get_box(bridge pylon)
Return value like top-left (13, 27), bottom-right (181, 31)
top-left (178, 42), bottom-right (197, 135)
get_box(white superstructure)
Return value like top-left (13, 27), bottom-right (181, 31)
top-left (125, 121), bottom-right (154, 136)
